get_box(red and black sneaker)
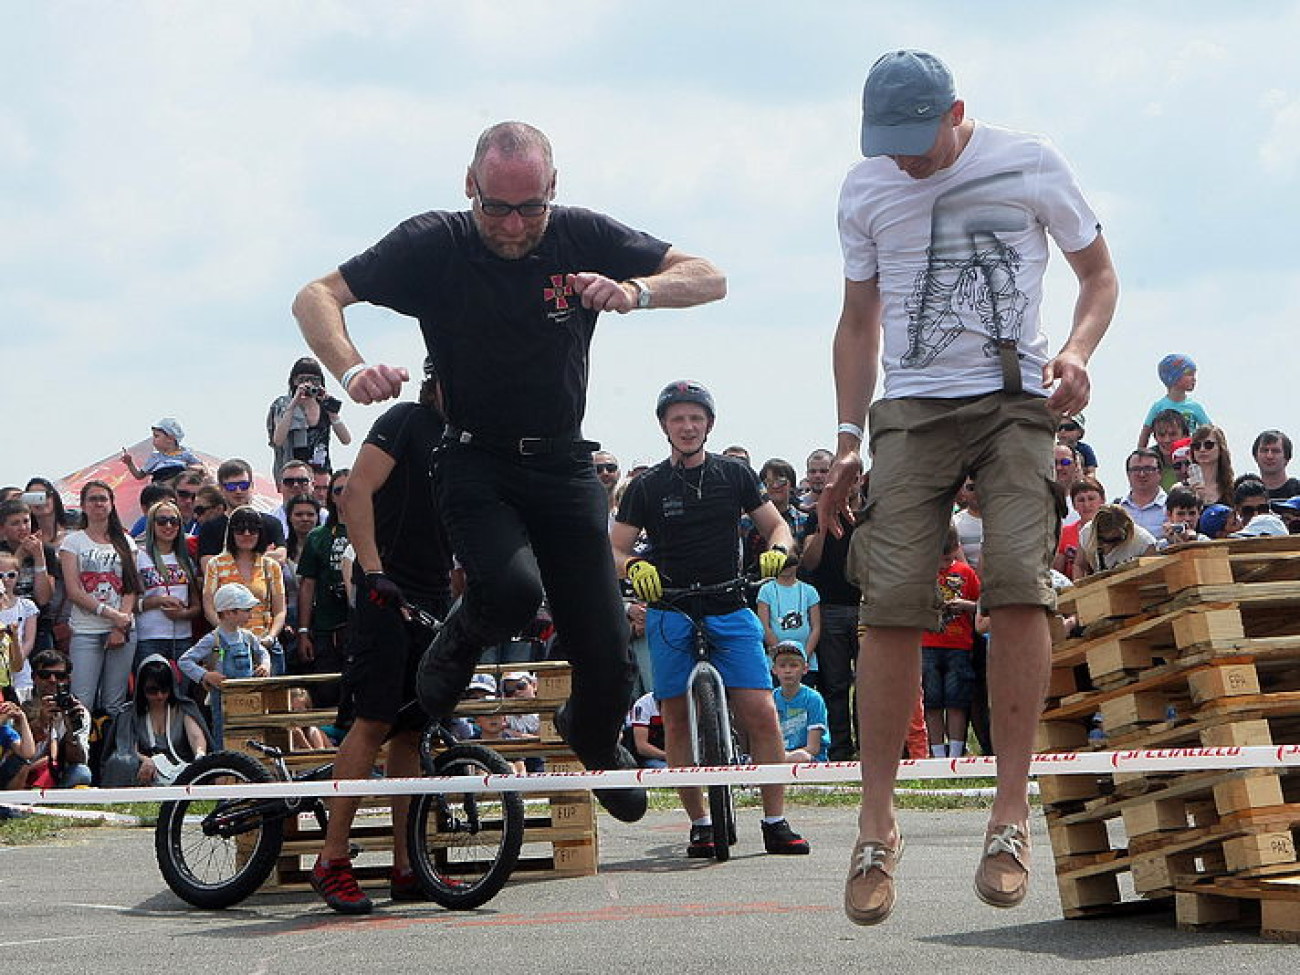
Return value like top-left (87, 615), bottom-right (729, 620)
top-left (310, 857), bottom-right (374, 915)
top-left (389, 867), bottom-right (428, 902)
top-left (762, 818), bottom-right (811, 855)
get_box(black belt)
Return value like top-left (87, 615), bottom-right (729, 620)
top-left (443, 425), bottom-right (600, 457)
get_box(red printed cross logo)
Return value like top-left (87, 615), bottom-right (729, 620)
top-left (544, 274), bottom-right (573, 311)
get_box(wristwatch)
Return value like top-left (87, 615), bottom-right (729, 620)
top-left (629, 278), bottom-right (652, 309)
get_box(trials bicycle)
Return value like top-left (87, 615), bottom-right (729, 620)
top-left (154, 605), bottom-right (525, 910)
top-left (655, 576), bottom-right (756, 862)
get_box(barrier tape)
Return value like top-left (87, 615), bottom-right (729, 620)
top-left (2, 745), bottom-right (1297, 807)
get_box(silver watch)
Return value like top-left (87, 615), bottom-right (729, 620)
top-left (629, 278), bottom-right (652, 309)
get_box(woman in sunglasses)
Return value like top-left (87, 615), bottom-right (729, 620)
top-left (201, 505), bottom-right (287, 675)
top-left (134, 501), bottom-right (202, 668)
top-left (1074, 504), bottom-right (1157, 580)
top-left (56, 480), bottom-right (143, 713)
top-left (1186, 425), bottom-right (1236, 506)
top-left (100, 654), bottom-right (209, 787)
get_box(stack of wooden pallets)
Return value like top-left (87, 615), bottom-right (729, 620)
top-left (219, 660), bottom-right (599, 892)
top-left (1038, 536), bottom-right (1300, 940)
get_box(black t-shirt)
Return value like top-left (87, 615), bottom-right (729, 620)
top-left (362, 402), bottom-right (452, 604)
top-left (1266, 477), bottom-right (1300, 500)
top-left (197, 513), bottom-right (287, 559)
top-left (798, 510), bottom-right (863, 607)
top-left (616, 454), bottom-right (764, 613)
top-left (339, 207), bottom-right (670, 439)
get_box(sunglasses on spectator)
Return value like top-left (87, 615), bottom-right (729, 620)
top-left (222, 480), bottom-right (252, 492)
top-left (35, 669), bottom-right (69, 680)
top-left (594, 463), bottom-right (618, 473)
top-left (0, 570), bottom-right (18, 580)
top-left (154, 516), bottom-right (182, 528)
top-left (1098, 533), bottom-right (1126, 546)
top-left (176, 490), bottom-right (197, 501)
top-left (1240, 504), bottom-right (1271, 518)
top-left (1058, 423), bottom-right (1080, 432)
top-left (232, 522), bottom-right (262, 535)
top-left (1055, 458), bottom-right (1074, 467)
top-left (331, 485), bottom-right (346, 496)
top-left (193, 505), bottom-right (211, 517)
top-left (1127, 466), bottom-right (1160, 474)
top-left (283, 476), bottom-right (311, 487)
top-left (84, 495), bottom-right (112, 504)
top-left (1192, 440), bottom-right (1218, 451)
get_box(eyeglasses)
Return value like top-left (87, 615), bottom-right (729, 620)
top-left (1193, 440), bottom-right (1218, 451)
top-left (232, 523), bottom-right (262, 535)
top-left (1058, 423), bottom-right (1080, 433)
top-left (0, 570), bottom-right (18, 580)
top-left (472, 176), bottom-right (550, 218)
top-left (84, 495), bottom-right (111, 504)
top-left (1055, 458), bottom-right (1074, 468)
top-left (35, 669), bottom-right (68, 680)
top-left (176, 490), bottom-right (197, 501)
top-left (222, 480), bottom-right (252, 492)
top-left (193, 505), bottom-right (211, 517)
top-left (1127, 467), bottom-right (1160, 475)
top-left (282, 476), bottom-right (311, 487)
top-left (594, 463), bottom-right (619, 473)
top-left (1240, 504), bottom-right (1271, 518)
top-left (1098, 533), bottom-right (1126, 546)
top-left (154, 516), bottom-right (182, 528)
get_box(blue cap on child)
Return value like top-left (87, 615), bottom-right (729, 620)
top-left (1157, 354), bottom-right (1196, 387)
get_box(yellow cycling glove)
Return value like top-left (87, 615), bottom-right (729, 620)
top-left (758, 546), bottom-right (788, 580)
top-left (626, 559), bottom-right (663, 603)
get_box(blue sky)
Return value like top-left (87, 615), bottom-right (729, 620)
top-left (5, 2), bottom-right (1300, 495)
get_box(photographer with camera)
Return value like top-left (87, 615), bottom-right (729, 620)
top-left (18, 650), bottom-right (92, 788)
top-left (267, 356), bottom-right (352, 478)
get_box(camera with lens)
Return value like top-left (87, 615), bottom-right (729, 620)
top-left (300, 382), bottom-right (326, 398)
top-left (54, 681), bottom-right (84, 730)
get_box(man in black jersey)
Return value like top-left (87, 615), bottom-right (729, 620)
top-left (309, 376), bottom-right (453, 915)
top-left (293, 122), bottom-right (725, 825)
top-left (611, 381), bottom-right (810, 858)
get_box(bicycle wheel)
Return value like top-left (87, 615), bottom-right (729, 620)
top-left (692, 677), bottom-right (736, 861)
top-left (154, 751), bottom-right (285, 909)
top-left (407, 743), bottom-right (525, 909)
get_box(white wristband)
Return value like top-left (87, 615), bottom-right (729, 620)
top-left (340, 363), bottom-right (367, 391)
top-left (837, 422), bottom-right (865, 441)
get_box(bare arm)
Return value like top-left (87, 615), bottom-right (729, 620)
top-left (339, 443), bottom-right (397, 576)
top-left (609, 521), bottom-right (643, 577)
top-left (1042, 233), bottom-right (1119, 416)
top-left (292, 270), bottom-right (409, 405)
top-left (566, 247), bottom-right (727, 313)
top-left (818, 278), bottom-right (882, 538)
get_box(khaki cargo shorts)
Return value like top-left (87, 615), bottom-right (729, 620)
top-left (847, 391), bottom-right (1061, 631)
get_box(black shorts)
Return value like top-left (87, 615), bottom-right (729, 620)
top-left (338, 589), bottom-right (448, 733)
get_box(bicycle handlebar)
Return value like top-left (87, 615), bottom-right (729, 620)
top-left (656, 576), bottom-right (759, 604)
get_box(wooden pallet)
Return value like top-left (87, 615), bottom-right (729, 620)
top-left (1176, 872), bottom-right (1300, 940)
top-left (216, 662), bottom-right (600, 892)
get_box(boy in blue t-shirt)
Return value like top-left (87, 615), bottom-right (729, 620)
top-left (1138, 354), bottom-right (1211, 450)
top-left (771, 641), bottom-right (829, 762)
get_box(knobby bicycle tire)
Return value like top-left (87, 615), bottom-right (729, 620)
top-left (407, 742), bottom-right (525, 909)
top-left (692, 677), bottom-right (736, 862)
top-left (154, 750), bottom-right (285, 909)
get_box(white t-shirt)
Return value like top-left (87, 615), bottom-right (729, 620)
top-left (838, 121), bottom-right (1101, 399)
top-left (953, 508), bottom-right (984, 572)
top-left (59, 531), bottom-right (139, 634)
top-left (135, 549), bottom-right (193, 642)
top-left (1079, 522), bottom-right (1158, 573)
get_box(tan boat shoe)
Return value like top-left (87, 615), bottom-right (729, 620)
top-left (844, 835), bottom-right (905, 926)
top-left (974, 823), bottom-right (1030, 908)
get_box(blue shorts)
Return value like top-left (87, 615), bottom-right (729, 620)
top-left (647, 607), bottom-right (772, 700)
top-left (921, 646), bottom-right (975, 710)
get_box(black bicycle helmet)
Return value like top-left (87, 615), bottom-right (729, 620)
top-left (655, 380), bottom-right (716, 420)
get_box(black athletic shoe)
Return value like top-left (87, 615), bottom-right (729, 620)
top-left (762, 818), bottom-right (811, 855)
top-left (687, 824), bottom-right (715, 858)
top-left (415, 629), bottom-right (479, 720)
top-left (554, 702), bottom-right (648, 823)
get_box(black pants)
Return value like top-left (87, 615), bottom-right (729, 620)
top-left (817, 603), bottom-right (860, 761)
top-left (431, 442), bottom-right (633, 765)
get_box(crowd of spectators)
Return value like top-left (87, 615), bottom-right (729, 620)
top-left (5, 352), bottom-right (1300, 802)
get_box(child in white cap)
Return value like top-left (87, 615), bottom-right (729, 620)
top-left (179, 582), bottom-right (271, 741)
top-left (121, 417), bottom-right (202, 483)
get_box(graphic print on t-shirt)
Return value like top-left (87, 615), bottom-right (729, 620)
top-left (902, 171), bottom-right (1030, 371)
top-left (543, 274), bottom-right (574, 321)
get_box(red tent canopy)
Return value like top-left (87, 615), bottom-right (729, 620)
top-left (54, 440), bottom-right (280, 527)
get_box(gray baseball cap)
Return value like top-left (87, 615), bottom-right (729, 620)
top-left (860, 50), bottom-right (957, 157)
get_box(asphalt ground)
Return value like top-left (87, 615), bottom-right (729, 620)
top-left (1, 802), bottom-right (1290, 974)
